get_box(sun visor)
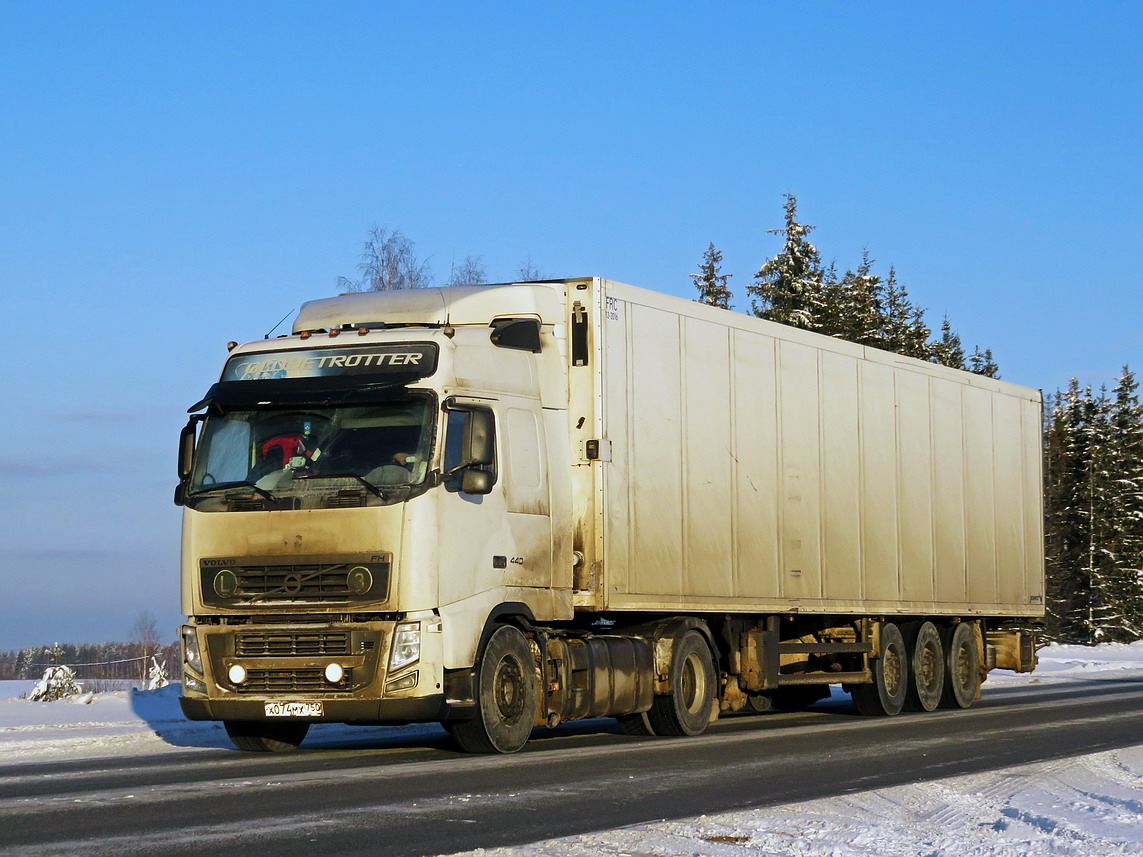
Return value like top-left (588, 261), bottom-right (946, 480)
top-left (188, 342), bottom-right (439, 412)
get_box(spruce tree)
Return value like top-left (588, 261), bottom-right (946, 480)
top-left (881, 267), bottom-right (931, 359)
top-left (1104, 367), bottom-right (1143, 639)
top-left (747, 194), bottom-right (827, 330)
top-left (931, 317), bottom-right (967, 370)
top-left (1044, 380), bottom-right (1097, 642)
top-left (968, 346), bottom-right (1000, 378)
top-left (690, 242), bottom-right (733, 309)
top-left (831, 250), bottom-right (884, 347)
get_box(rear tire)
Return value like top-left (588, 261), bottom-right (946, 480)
top-left (616, 711), bottom-right (656, 735)
top-left (224, 720), bottom-right (309, 752)
top-left (902, 621), bottom-right (945, 712)
top-left (939, 622), bottom-right (980, 709)
top-left (646, 630), bottom-right (716, 737)
top-left (851, 622), bottom-right (908, 716)
top-left (448, 625), bottom-right (538, 754)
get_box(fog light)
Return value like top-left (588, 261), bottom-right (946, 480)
top-left (228, 664), bottom-right (247, 685)
top-left (324, 663), bottom-right (344, 683)
top-left (385, 671), bottom-right (418, 693)
top-left (183, 673), bottom-right (205, 693)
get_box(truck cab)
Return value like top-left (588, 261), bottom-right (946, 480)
top-left (177, 283), bottom-right (579, 750)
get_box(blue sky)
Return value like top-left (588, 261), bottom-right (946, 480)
top-left (2, 3), bottom-right (1141, 649)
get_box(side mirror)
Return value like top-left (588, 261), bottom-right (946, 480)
top-left (178, 417), bottom-right (201, 480)
top-left (463, 409), bottom-right (495, 467)
top-left (489, 318), bottom-right (542, 353)
top-left (173, 482), bottom-right (187, 507)
top-left (460, 469), bottom-right (494, 495)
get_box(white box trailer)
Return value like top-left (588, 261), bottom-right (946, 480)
top-left (176, 277), bottom-right (1043, 753)
top-left (568, 280), bottom-right (1044, 618)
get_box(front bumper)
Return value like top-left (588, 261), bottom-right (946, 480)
top-left (180, 693), bottom-right (445, 724)
top-left (181, 615), bottom-right (443, 723)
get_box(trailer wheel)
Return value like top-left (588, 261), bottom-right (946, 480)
top-left (902, 621), bottom-right (945, 712)
top-left (224, 720), bottom-right (309, 752)
top-left (940, 622), bottom-right (980, 709)
top-left (448, 625), bottom-right (538, 754)
top-left (851, 622), bottom-right (908, 716)
top-left (646, 630), bottom-right (716, 737)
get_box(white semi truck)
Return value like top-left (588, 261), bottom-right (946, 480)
top-left (177, 277), bottom-right (1043, 753)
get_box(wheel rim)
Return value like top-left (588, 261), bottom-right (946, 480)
top-left (954, 642), bottom-right (972, 692)
top-left (883, 645), bottom-right (903, 697)
top-left (493, 655), bottom-right (525, 724)
top-left (681, 651), bottom-right (706, 715)
top-left (919, 646), bottom-right (938, 689)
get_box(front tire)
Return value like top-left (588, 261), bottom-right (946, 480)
top-left (224, 720), bottom-right (309, 752)
top-left (646, 630), bottom-right (716, 736)
top-left (448, 625), bottom-right (538, 754)
top-left (851, 622), bottom-right (908, 716)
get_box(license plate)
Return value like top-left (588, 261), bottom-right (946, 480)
top-left (264, 701), bottom-right (324, 717)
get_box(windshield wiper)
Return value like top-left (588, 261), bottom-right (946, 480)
top-left (293, 472), bottom-right (388, 499)
top-left (190, 481), bottom-right (278, 503)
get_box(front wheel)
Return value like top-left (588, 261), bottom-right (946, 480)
top-left (224, 720), bottom-right (309, 752)
top-left (448, 625), bottom-right (538, 754)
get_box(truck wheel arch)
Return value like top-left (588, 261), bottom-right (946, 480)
top-left (441, 602), bottom-right (537, 718)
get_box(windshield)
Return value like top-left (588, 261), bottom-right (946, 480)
top-left (188, 396), bottom-right (434, 509)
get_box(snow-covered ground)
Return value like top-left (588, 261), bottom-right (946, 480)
top-left (2, 643), bottom-right (1142, 856)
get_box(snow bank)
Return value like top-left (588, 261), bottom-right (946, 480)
top-left (445, 641), bottom-right (1143, 857)
top-left (449, 745), bottom-right (1143, 856)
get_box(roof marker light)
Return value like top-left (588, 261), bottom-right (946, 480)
top-left (226, 341), bottom-right (238, 351)
top-left (300, 330), bottom-right (312, 340)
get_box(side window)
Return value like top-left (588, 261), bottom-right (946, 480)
top-left (443, 410), bottom-right (467, 473)
top-left (444, 406), bottom-right (497, 493)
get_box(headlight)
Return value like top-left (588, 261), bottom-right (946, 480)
top-left (389, 622), bottom-right (421, 672)
top-left (181, 625), bottom-right (202, 673)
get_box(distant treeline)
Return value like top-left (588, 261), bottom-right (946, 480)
top-left (0, 641), bottom-right (180, 681)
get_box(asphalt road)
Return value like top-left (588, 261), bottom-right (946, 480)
top-left (2, 677), bottom-right (1141, 857)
